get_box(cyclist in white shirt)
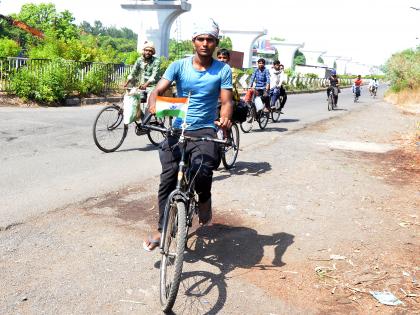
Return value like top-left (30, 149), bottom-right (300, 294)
top-left (369, 78), bottom-right (379, 95)
top-left (269, 60), bottom-right (287, 112)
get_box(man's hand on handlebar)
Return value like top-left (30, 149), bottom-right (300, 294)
top-left (215, 117), bottom-right (232, 138)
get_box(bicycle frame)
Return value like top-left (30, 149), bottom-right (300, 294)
top-left (158, 125), bottom-right (228, 253)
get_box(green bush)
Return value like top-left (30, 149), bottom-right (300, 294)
top-left (78, 65), bottom-right (109, 96)
top-left (385, 48), bottom-right (420, 92)
top-left (0, 39), bottom-right (21, 58)
top-left (8, 67), bottom-right (37, 100)
top-left (8, 58), bottom-right (79, 103)
top-left (304, 73), bottom-right (318, 79)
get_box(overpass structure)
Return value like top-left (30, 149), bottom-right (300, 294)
top-left (300, 50), bottom-right (326, 67)
top-left (120, 0), bottom-right (191, 57)
top-left (270, 41), bottom-right (304, 70)
top-left (322, 55), bottom-right (340, 69)
top-left (220, 29), bottom-right (267, 68)
top-left (335, 57), bottom-right (352, 75)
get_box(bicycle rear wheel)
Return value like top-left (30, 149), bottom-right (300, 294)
top-left (240, 103), bottom-right (254, 133)
top-left (222, 122), bottom-right (240, 169)
top-left (93, 105), bottom-right (127, 153)
top-left (333, 95), bottom-right (338, 109)
top-left (147, 115), bottom-right (169, 146)
top-left (271, 99), bottom-right (281, 122)
top-left (160, 200), bottom-right (187, 312)
top-left (257, 110), bottom-right (269, 129)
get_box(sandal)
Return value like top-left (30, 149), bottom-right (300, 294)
top-left (142, 235), bottom-right (160, 252)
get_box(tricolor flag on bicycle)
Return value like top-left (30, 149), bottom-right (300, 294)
top-left (155, 96), bottom-right (189, 119)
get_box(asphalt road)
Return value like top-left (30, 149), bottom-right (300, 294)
top-left (0, 87), bottom-right (381, 228)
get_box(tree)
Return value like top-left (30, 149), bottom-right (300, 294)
top-left (0, 38), bottom-right (21, 57)
top-left (219, 37), bottom-right (232, 50)
top-left (293, 50), bottom-right (306, 67)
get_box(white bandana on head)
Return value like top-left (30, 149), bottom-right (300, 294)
top-left (192, 18), bottom-right (219, 40)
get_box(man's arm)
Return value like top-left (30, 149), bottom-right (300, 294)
top-left (147, 78), bottom-right (172, 114)
top-left (249, 71), bottom-right (256, 88)
top-left (265, 69), bottom-right (270, 90)
top-left (125, 58), bottom-right (141, 87)
top-left (219, 88), bottom-right (233, 130)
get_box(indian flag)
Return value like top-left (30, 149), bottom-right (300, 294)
top-left (155, 96), bottom-right (189, 119)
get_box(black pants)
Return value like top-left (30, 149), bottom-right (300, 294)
top-left (157, 128), bottom-right (219, 231)
top-left (279, 86), bottom-right (287, 110)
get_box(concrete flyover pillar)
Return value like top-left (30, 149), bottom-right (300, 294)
top-left (300, 50), bottom-right (326, 67)
top-left (220, 28), bottom-right (267, 68)
top-left (322, 55), bottom-right (340, 69)
top-left (121, 0), bottom-right (191, 57)
top-left (270, 41), bottom-right (304, 70)
top-left (335, 57), bottom-right (351, 75)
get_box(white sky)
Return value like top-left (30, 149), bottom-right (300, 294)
top-left (1, 0), bottom-right (419, 67)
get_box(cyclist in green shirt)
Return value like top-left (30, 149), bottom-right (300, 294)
top-left (124, 41), bottom-right (161, 93)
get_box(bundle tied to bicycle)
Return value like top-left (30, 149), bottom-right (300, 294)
top-left (123, 88), bottom-right (148, 124)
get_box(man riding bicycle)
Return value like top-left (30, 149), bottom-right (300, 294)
top-left (269, 60), bottom-right (287, 113)
top-left (249, 58), bottom-right (270, 112)
top-left (124, 41), bottom-right (161, 93)
top-left (144, 18), bottom-right (233, 251)
top-left (353, 75), bottom-right (363, 98)
top-left (369, 78), bottom-right (378, 95)
top-left (327, 69), bottom-right (340, 103)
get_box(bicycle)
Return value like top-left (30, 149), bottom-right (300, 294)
top-left (369, 86), bottom-right (377, 98)
top-left (327, 86), bottom-right (339, 111)
top-left (239, 89), bottom-right (269, 133)
top-left (353, 85), bottom-right (361, 103)
top-left (155, 122), bottom-right (231, 312)
top-left (92, 89), bottom-right (169, 153)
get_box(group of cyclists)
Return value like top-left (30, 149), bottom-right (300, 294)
top-left (119, 17), bottom-right (384, 311)
top-left (123, 17), bottom-right (378, 254)
top-left (326, 70), bottom-right (379, 105)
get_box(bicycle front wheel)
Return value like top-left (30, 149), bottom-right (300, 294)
top-left (93, 105), bottom-right (127, 153)
top-left (240, 102), bottom-right (254, 133)
top-left (160, 200), bottom-right (187, 312)
top-left (222, 122), bottom-right (240, 169)
top-left (327, 95), bottom-right (333, 111)
top-left (257, 110), bottom-right (269, 129)
top-left (147, 115), bottom-right (168, 146)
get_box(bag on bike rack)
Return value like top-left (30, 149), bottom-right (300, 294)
top-left (232, 100), bottom-right (248, 123)
top-left (244, 89), bottom-right (254, 102)
top-left (254, 96), bottom-right (264, 112)
top-left (123, 93), bottom-right (140, 124)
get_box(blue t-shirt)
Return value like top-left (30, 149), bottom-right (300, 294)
top-left (163, 57), bottom-right (232, 130)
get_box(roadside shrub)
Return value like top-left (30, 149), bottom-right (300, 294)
top-left (8, 58), bottom-right (78, 103)
top-left (8, 67), bottom-right (37, 100)
top-left (0, 39), bottom-right (21, 58)
top-left (78, 65), bottom-right (109, 96)
top-left (304, 73), bottom-right (318, 79)
top-left (385, 48), bottom-right (420, 92)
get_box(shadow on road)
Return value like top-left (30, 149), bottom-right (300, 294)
top-left (115, 144), bottom-right (159, 153)
top-left (213, 161), bottom-right (271, 181)
top-left (252, 126), bottom-right (288, 133)
top-left (166, 225), bottom-right (294, 314)
top-left (279, 118), bottom-right (300, 123)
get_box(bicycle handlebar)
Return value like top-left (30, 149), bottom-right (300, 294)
top-left (140, 115), bottom-right (229, 145)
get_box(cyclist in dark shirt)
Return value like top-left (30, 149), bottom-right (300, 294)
top-left (327, 69), bottom-right (340, 100)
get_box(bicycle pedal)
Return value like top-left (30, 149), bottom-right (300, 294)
top-left (135, 126), bottom-right (148, 136)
